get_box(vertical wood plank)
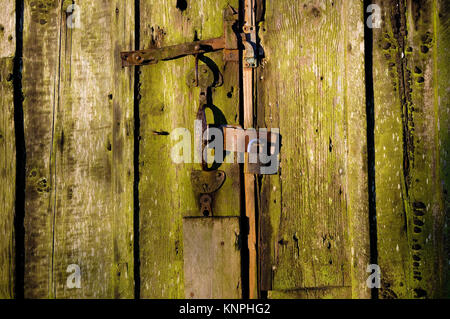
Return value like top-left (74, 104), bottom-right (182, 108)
top-left (373, 0), bottom-right (450, 298)
top-left (258, 0), bottom-right (369, 298)
top-left (0, 0), bottom-right (16, 299)
top-left (23, 0), bottom-right (134, 298)
top-left (22, 0), bottom-right (61, 298)
top-left (344, 0), bottom-right (372, 299)
top-left (138, 0), bottom-right (241, 298)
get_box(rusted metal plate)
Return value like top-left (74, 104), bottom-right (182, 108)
top-left (186, 64), bottom-right (218, 88)
top-left (190, 170), bottom-right (226, 194)
top-left (183, 217), bottom-right (241, 299)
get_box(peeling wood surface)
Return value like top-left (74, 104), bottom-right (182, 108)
top-left (373, 0), bottom-right (450, 298)
top-left (138, 0), bottom-right (241, 298)
top-left (22, 0), bottom-right (135, 298)
top-left (258, 0), bottom-right (370, 298)
top-left (0, 0), bottom-right (16, 299)
top-left (183, 217), bottom-right (241, 299)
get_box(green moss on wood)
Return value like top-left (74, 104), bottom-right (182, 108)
top-left (23, 0), bottom-right (135, 298)
top-left (373, 0), bottom-right (449, 298)
top-left (139, 0), bottom-right (240, 298)
top-left (0, 57), bottom-right (15, 299)
top-left (258, 0), bottom-right (369, 298)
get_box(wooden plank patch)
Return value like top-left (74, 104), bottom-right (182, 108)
top-left (183, 217), bottom-right (241, 299)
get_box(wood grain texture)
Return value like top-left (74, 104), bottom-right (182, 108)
top-left (0, 0), bottom-right (15, 57)
top-left (258, 0), bottom-right (370, 298)
top-left (1, 0), bottom-right (445, 299)
top-left (183, 217), bottom-right (241, 299)
top-left (268, 286), bottom-right (351, 299)
top-left (373, 0), bottom-right (450, 298)
top-left (0, 0), bottom-right (16, 299)
top-left (22, 0), bottom-right (134, 298)
top-left (138, 0), bottom-right (241, 298)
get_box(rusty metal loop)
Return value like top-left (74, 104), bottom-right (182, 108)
top-left (196, 97), bottom-right (208, 171)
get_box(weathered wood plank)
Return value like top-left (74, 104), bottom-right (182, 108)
top-left (258, 0), bottom-right (370, 298)
top-left (23, 0), bottom-right (134, 298)
top-left (0, 0), bottom-right (16, 299)
top-left (138, 0), bottom-right (241, 298)
top-left (373, 0), bottom-right (450, 298)
top-left (183, 217), bottom-right (241, 299)
top-left (344, 1), bottom-right (372, 298)
top-left (22, 0), bottom-right (60, 298)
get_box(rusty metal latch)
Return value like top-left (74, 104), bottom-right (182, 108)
top-left (121, 6), bottom-right (240, 67)
top-left (120, 6), bottom-right (269, 215)
top-left (190, 60), bottom-right (226, 216)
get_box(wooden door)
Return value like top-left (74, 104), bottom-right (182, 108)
top-left (0, 0), bottom-right (448, 299)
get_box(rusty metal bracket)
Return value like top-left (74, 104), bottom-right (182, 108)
top-left (121, 7), bottom-right (239, 67)
top-left (191, 170), bottom-right (226, 216)
top-left (242, 0), bottom-right (258, 69)
top-left (186, 64), bottom-right (222, 88)
top-left (190, 170), bottom-right (226, 194)
top-left (242, 40), bottom-right (257, 68)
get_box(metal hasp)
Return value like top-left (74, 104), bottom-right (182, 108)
top-left (190, 64), bottom-right (226, 217)
top-left (120, 6), bottom-right (240, 67)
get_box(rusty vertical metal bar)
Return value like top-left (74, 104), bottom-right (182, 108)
top-left (243, 0), bottom-right (258, 299)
